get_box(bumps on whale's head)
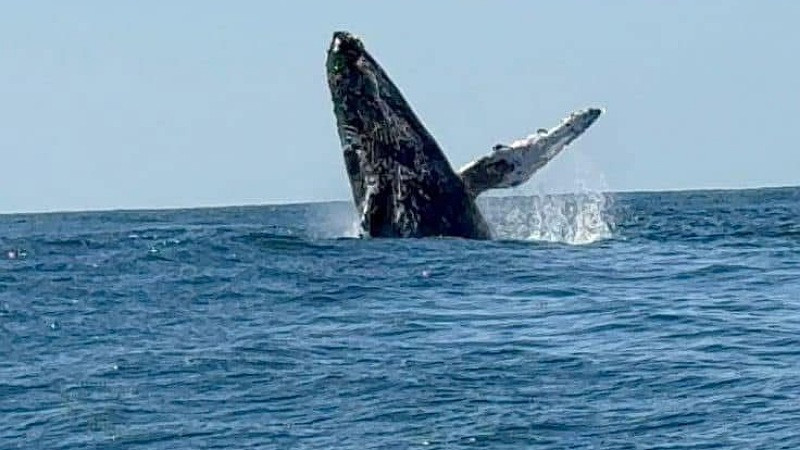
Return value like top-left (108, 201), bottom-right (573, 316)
top-left (326, 31), bottom-right (383, 116)
top-left (326, 31), bottom-right (370, 95)
top-left (327, 31), bottom-right (365, 73)
top-left (329, 31), bottom-right (363, 56)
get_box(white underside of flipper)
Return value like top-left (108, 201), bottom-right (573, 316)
top-left (458, 108), bottom-right (603, 195)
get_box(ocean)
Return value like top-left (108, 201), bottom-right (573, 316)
top-left (1, 187), bottom-right (799, 449)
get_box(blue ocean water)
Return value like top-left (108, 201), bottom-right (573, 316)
top-left (1, 187), bottom-right (799, 449)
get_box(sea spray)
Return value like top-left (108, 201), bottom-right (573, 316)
top-left (480, 150), bottom-right (615, 245)
top-left (481, 192), bottom-right (614, 245)
top-left (301, 201), bottom-right (361, 239)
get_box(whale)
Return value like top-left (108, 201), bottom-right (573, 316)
top-left (326, 31), bottom-right (602, 239)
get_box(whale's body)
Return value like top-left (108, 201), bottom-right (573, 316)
top-left (326, 31), bottom-right (601, 239)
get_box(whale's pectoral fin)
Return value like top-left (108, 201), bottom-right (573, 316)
top-left (458, 156), bottom-right (518, 197)
top-left (458, 107), bottom-right (603, 197)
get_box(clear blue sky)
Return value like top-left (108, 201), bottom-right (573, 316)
top-left (1, 1), bottom-right (798, 213)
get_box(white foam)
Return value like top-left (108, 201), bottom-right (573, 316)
top-left (483, 151), bottom-right (614, 245)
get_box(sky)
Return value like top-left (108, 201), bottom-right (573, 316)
top-left (1, 1), bottom-right (799, 213)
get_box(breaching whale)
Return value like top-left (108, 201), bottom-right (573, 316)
top-left (326, 31), bottom-right (602, 239)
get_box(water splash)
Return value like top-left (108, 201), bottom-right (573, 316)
top-left (319, 194), bottom-right (614, 244)
top-left (317, 193), bottom-right (614, 244)
top-left (310, 202), bottom-right (361, 239)
top-left (481, 150), bottom-right (615, 245)
top-left (343, 216), bottom-right (362, 238)
top-left (319, 147), bottom-right (616, 244)
top-left (484, 192), bottom-right (614, 245)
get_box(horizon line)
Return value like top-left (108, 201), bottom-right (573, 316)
top-left (1, 183), bottom-right (797, 217)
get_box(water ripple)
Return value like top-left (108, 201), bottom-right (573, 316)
top-left (1, 189), bottom-right (799, 448)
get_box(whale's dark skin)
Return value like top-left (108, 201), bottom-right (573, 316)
top-left (326, 31), bottom-right (492, 239)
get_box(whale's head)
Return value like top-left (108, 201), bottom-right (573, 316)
top-left (326, 31), bottom-right (406, 138)
top-left (326, 32), bottom-right (375, 117)
top-left (326, 32), bottom-right (385, 210)
top-left (326, 31), bottom-right (431, 146)
top-left (325, 31), bottom-right (488, 238)
top-left (326, 31), bottom-right (447, 214)
top-left (326, 31), bottom-right (365, 74)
